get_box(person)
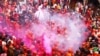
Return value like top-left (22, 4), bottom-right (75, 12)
top-left (65, 49), bottom-right (74, 56)
top-left (74, 50), bottom-right (81, 56)
top-left (0, 40), bottom-right (3, 55)
top-left (66, 0), bottom-right (71, 9)
top-left (7, 41), bottom-right (14, 56)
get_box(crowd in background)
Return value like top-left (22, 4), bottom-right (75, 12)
top-left (0, 0), bottom-right (100, 56)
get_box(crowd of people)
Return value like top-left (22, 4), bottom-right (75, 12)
top-left (0, 0), bottom-right (100, 56)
